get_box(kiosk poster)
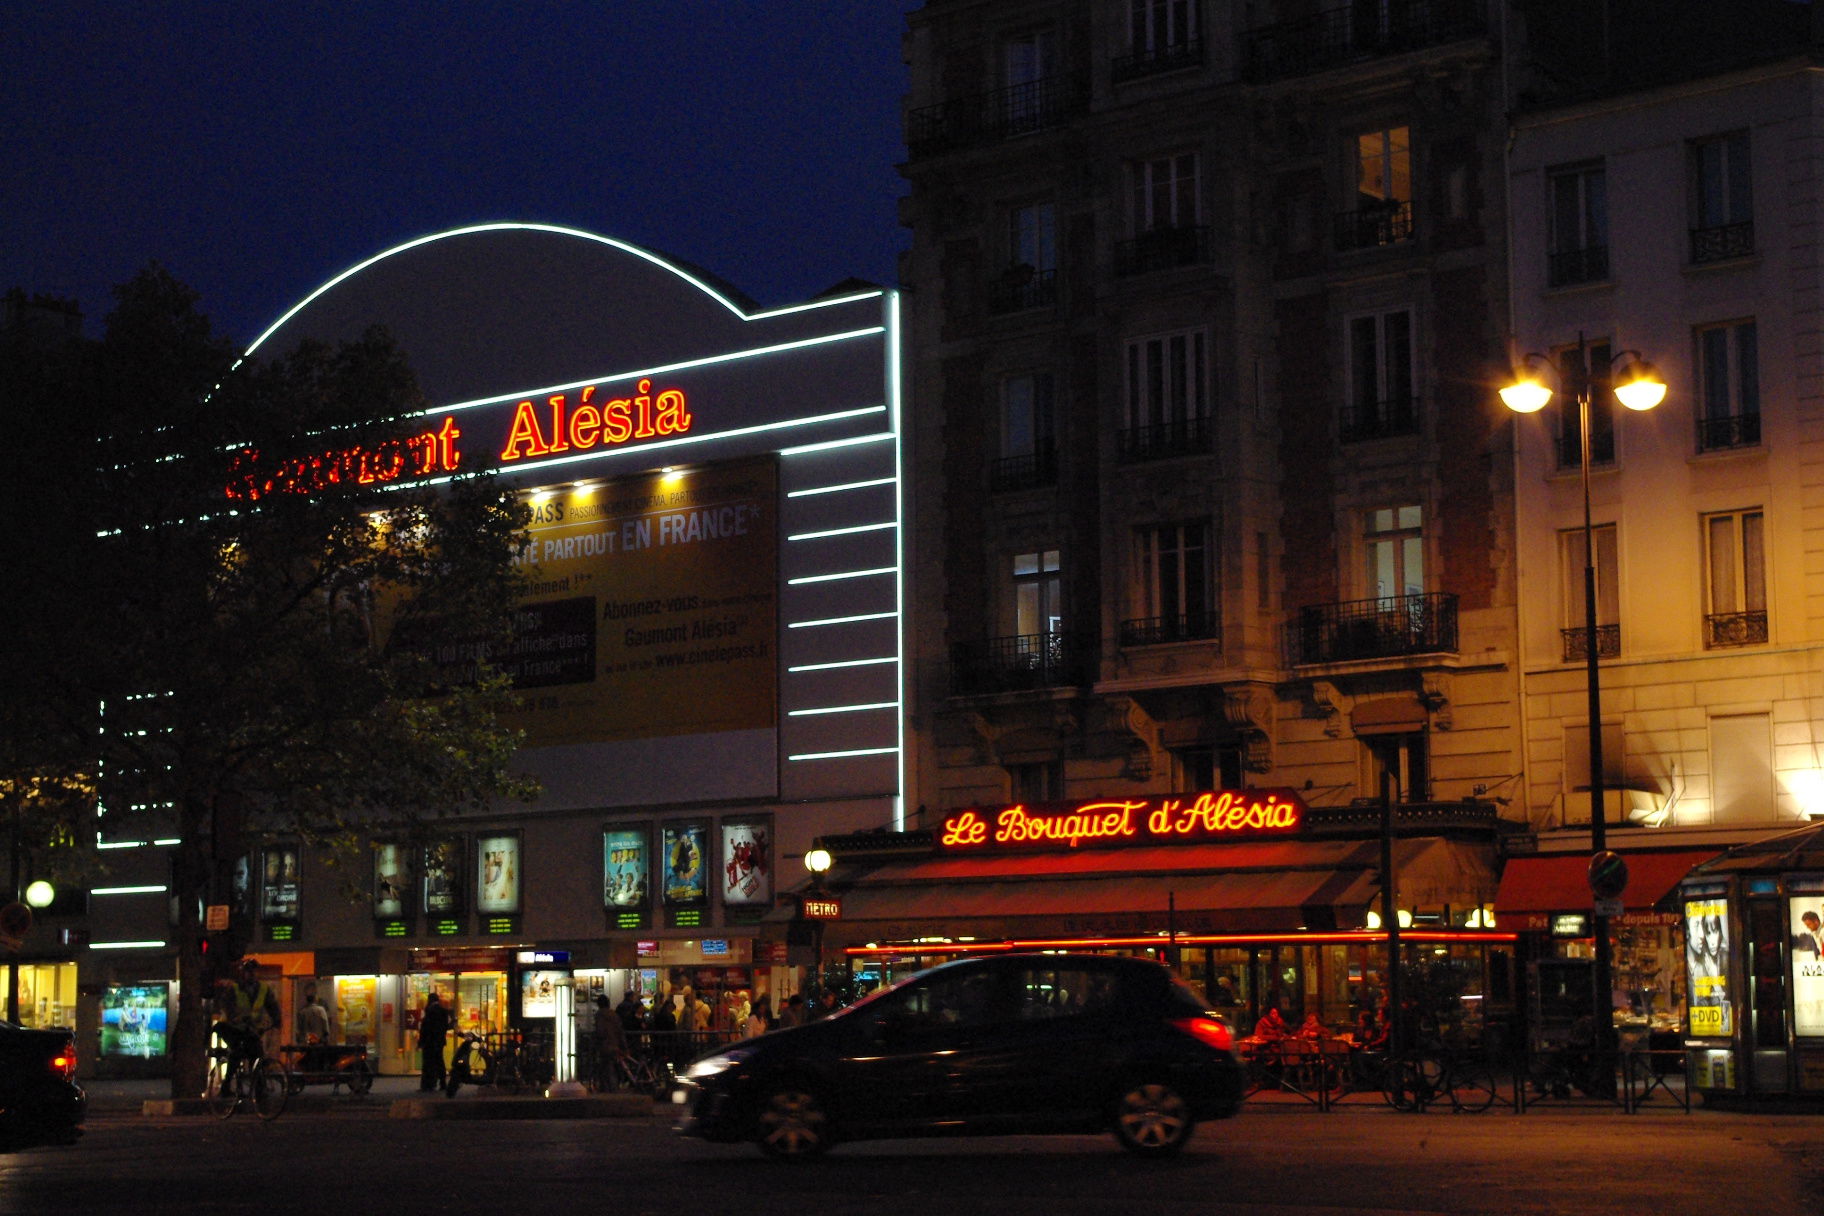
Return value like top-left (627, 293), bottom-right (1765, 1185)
top-left (1684, 897), bottom-right (1734, 1036)
top-left (1791, 899), bottom-right (1824, 1036)
top-left (604, 827), bottom-right (649, 909)
top-left (374, 843), bottom-right (406, 919)
top-left (100, 984), bottom-right (169, 1058)
top-left (423, 838), bottom-right (464, 915)
top-left (720, 820), bottom-right (771, 906)
top-left (261, 846), bottom-right (299, 922)
top-left (337, 976), bottom-right (376, 1042)
top-left (476, 833), bottom-right (521, 914)
top-left (662, 822), bottom-right (708, 906)
top-left (521, 970), bottom-right (563, 1018)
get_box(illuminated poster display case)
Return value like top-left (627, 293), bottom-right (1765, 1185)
top-left (100, 983), bottom-right (170, 1059)
top-left (476, 830), bottom-right (522, 934)
top-left (260, 844), bottom-right (300, 942)
top-left (604, 824), bottom-right (652, 930)
top-left (423, 837), bottom-right (466, 936)
top-left (720, 817), bottom-right (773, 924)
top-left (373, 841), bottom-right (411, 938)
top-left (662, 821), bottom-right (709, 928)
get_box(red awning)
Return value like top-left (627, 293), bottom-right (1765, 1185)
top-left (1493, 850), bottom-right (1717, 915)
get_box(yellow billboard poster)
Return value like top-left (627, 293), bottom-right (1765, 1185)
top-left (505, 457), bottom-right (778, 747)
top-left (1684, 897), bottom-right (1733, 1038)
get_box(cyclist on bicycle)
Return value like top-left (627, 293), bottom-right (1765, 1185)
top-left (215, 959), bottom-right (279, 1075)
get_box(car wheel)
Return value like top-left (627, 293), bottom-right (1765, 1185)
top-left (1113, 1079), bottom-right (1194, 1158)
top-left (754, 1085), bottom-right (832, 1161)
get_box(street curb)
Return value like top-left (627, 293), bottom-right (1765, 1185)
top-left (387, 1094), bottom-right (654, 1120)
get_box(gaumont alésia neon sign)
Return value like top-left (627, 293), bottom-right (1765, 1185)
top-left (225, 378), bottom-right (694, 501)
top-left (938, 790), bottom-right (1307, 854)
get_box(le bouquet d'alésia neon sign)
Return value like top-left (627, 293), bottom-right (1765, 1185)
top-left (938, 790), bottom-right (1306, 854)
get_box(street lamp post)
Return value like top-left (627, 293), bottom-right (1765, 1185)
top-left (803, 845), bottom-right (833, 994)
top-left (1502, 334), bottom-right (1666, 1094)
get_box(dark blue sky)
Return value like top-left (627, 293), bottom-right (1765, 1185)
top-left (4, 2), bottom-right (916, 346)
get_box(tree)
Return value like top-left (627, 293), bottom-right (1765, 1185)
top-left (3, 267), bottom-right (535, 1094)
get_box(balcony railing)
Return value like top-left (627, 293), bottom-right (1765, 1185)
top-left (1242, 0), bottom-right (1486, 84)
top-left (1697, 411), bottom-right (1760, 452)
top-left (1556, 425), bottom-right (1615, 469)
top-left (908, 75), bottom-right (1090, 156)
top-left (1117, 414), bottom-right (1213, 462)
top-left (988, 447), bottom-right (1058, 493)
top-left (1547, 245), bottom-right (1609, 288)
top-left (1691, 221), bottom-right (1754, 264)
top-left (1111, 35), bottom-right (1205, 83)
top-left (1334, 200), bottom-right (1414, 251)
top-left (1297, 592), bottom-right (1458, 664)
top-left (1114, 225), bottom-right (1213, 276)
top-left (1560, 624), bottom-right (1620, 662)
top-left (950, 631), bottom-right (1094, 696)
top-left (988, 267), bottom-right (1058, 314)
top-left (1119, 611), bottom-right (1221, 648)
top-left (1705, 610), bottom-right (1767, 649)
top-left (1340, 396), bottom-right (1419, 443)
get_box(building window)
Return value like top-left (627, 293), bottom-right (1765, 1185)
top-left (1012, 549), bottom-right (1063, 639)
top-left (992, 372), bottom-right (1057, 491)
top-left (1115, 0), bottom-right (1202, 80)
top-left (1559, 524), bottom-right (1619, 661)
top-left (1120, 153), bottom-right (1207, 274)
top-left (1704, 509), bottom-right (1767, 648)
top-left (1554, 339), bottom-right (1615, 469)
top-left (1548, 162), bottom-right (1608, 286)
top-left (1172, 745), bottom-right (1242, 792)
top-left (993, 201), bottom-right (1057, 312)
top-left (1363, 733), bottom-right (1428, 802)
top-left (1690, 131), bottom-right (1753, 263)
top-left (1696, 320), bottom-right (1760, 451)
top-left (1009, 759), bottom-right (1064, 803)
top-left (1124, 522), bottom-right (1216, 646)
top-left (1562, 721), bottom-right (1624, 817)
top-left (1337, 125), bottom-right (1412, 250)
top-left (1002, 29), bottom-right (1058, 133)
top-left (1343, 309), bottom-right (1415, 441)
top-left (1364, 506), bottom-right (1423, 602)
top-left (1121, 329), bottom-right (1209, 459)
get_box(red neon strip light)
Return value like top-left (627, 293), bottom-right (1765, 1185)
top-left (839, 930), bottom-right (1518, 958)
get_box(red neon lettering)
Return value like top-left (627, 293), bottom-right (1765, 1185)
top-left (569, 386), bottom-right (600, 450)
top-left (602, 397), bottom-right (633, 443)
top-left (939, 810), bottom-right (988, 848)
top-left (655, 386), bottom-right (692, 435)
top-left (547, 394), bottom-right (570, 454)
top-left (223, 416), bottom-right (465, 502)
top-left (500, 400), bottom-right (552, 460)
top-left (939, 790), bottom-right (1304, 853)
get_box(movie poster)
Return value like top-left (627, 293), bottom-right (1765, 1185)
top-left (261, 846), bottom-right (299, 922)
top-left (720, 820), bottom-right (771, 906)
top-left (336, 976), bottom-right (376, 1043)
top-left (373, 843), bottom-right (406, 919)
top-left (476, 833), bottom-right (521, 914)
top-left (423, 838), bottom-right (464, 916)
top-left (521, 970), bottom-right (563, 1018)
top-left (1684, 897), bottom-right (1733, 1037)
top-left (662, 822), bottom-right (708, 907)
top-left (604, 827), bottom-right (649, 908)
top-left (100, 984), bottom-right (169, 1059)
top-left (1791, 898), bottom-right (1824, 1037)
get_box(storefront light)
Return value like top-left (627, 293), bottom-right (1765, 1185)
top-left (1365, 909), bottom-right (1413, 930)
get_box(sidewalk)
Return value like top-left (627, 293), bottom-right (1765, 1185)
top-left (79, 1073), bottom-right (668, 1119)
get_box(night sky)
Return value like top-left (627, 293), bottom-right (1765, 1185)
top-left (4, 2), bottom-right (917, 347)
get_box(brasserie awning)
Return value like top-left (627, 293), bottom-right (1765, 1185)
top-left (1492, 850), bottom-right (1716, 916)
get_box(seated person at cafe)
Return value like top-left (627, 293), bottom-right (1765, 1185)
top-left (1295, 1012), bottom-right (1326, 1040)
top-left (1354, 1009), bottom-right (1388, 1051)
top-left (1254, 1006), bottom-right (1289, 1041)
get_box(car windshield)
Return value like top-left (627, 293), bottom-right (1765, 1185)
top-left (834, 969), bottom-right (927, 1016)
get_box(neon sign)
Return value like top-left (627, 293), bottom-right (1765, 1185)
top-left (937, 790), bottom-right (1306, 854)
top-left (499, 379), bottom-right (692, 461)
top-left (225, 417), bottom-right (463, 502)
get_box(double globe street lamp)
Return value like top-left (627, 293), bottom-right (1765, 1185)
top-left (1501, 336), bottom-right (1667, 1091)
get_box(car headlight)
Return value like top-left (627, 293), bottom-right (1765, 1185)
top-left (685, 1049), bottom-right (754, 1080)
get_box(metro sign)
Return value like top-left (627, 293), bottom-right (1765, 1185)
top-left (938, 790), bottom-right (1306, 855)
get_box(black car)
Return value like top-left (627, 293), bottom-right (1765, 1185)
top-left (675, 953), bottom-right (1243, 1159)
top-left (0, 1019), bottom-right (85, 1150)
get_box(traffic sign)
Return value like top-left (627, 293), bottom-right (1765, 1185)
top-left (1588, 850), bottom-right (1629, 900)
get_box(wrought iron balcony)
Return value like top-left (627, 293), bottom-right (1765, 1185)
top-left (1340, 396), bottom-right (1419, 443)
top-left (950, 631), bottom-right (1095, 696)
top-left (1691, 221), bottom-right (1754, 264)
top-left (1556, 424), bottom-right (1615, 470)
top-left (908, 75), bottom-right (1090, 156)
top-left (988, 447), bottom-right (1058, 493)
top-left (1297, 592), bottom-right (1458, 664)
top-left (1560, 624), bottom-right (1620, 662)
top-left (988, 267), bottom-right (1058, 314)
top-left (1117, 414), bottom-right (1213, 462)
top-left (1705, 610), bottom-right (1767, 649)
top-left (1114, 225), bottom-right (1213, 276)
top-left (1697, 411), bottom-right (1760, 452)
top-left (1111, 35), bottom-right (1205, 83)
top-left (1334, 200), bottom-right (1413, 251)
top-left (1119, 611), bottom-right (1221, 648)
top-left (1547, 245), bottom-right (1609, 288)
top-left (1242, 0), bottom-right (1486, 84)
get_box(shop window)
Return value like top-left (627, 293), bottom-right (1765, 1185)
top-left (1704, 508), bottom-right (1766, 648)
top-left (1559, 523), bottom-right (1619, 660)
top-left (1547, 161), bottom-right (1608, 285)
top-left (1696, 320), bottom-right (1760, 451)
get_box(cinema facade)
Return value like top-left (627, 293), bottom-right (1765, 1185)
top-left (74, 225), bottom-right (904, 1077)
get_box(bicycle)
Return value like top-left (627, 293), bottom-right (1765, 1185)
top-left (494, 1033), bottom-right (553, 1095)
top-left (1381, 1048), bottom-right (1498, 1113)
top-left (205, 1042), bottom-right (289, 1121)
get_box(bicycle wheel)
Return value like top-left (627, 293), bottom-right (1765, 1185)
top-left (1447, 1058), bottom-right (1498, 1113)
top-left (206, 1057), bottom-right (237, 1119)
top-left (495, 1045), bottom-right (524, 1094)
top-left (253, 1059), bottom-right (289, 1120)
top-left (1382, 1053), bottom-right (1434, 1112)
top-left (347, 1057), bottom-right (374, 1095)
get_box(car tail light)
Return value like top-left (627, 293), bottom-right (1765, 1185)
top-left (1170, 1016), bottom-right (1234, 1053)
top-left (49, 1048), bottom-right (77, 1082)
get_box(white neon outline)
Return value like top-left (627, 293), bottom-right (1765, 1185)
top-left (887, 290), bottom-right (907, 831)
top-left (787, 656), bottom-right (899, 673)
top-left (787, 702), bottom-right (899, 717)
top-left (787, 567), bottom-right (897, 586)
top-left (96, 841), bottom-right (148, 851)
top-left (88, 941), bottom-right (168, 950)
top-left (787, 611), bottom-right (898, 630)
top-left (786, 476), bottom-right (897, 498)
top-left (786, 522), bottom-right (897, 542)
top-left (90, 885), bottom-right (169, 896)
top-left (778, 432), bottom-right (895, 457)
top-left (245, 222), bottom-right (883, 357)
top-left (788, 747), bottom-right (900, 762)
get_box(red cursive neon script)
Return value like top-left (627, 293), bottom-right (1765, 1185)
top-left (938, 790), bottom-right (1305, 853)
top-left (499, 379), bottom-right (692, 462)
top-left (225, 416), bottom-right (463, 501)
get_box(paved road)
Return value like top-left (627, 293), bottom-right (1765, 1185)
top-left (5, 1103), bottom-right (1822, 1215)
